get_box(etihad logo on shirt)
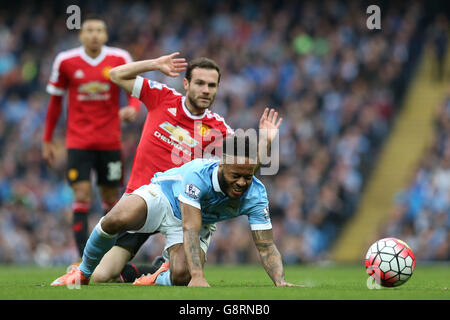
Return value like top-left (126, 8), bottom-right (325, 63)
top-left (159, 121), bottom-right (199, 147)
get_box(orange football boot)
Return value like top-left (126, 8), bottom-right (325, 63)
top-left (51, 267), bottom-right (90, 286)
top-left (133, 261), bottom-right (169, 285)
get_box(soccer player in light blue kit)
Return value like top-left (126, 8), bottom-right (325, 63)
top-left (51, 134), bottom-right (302, 287)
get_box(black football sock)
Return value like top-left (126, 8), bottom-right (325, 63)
top-left (120, 264), bottom-right (147, 283)
top-left (73, 211), bottom-right (89, 259)
top-left (120, 257), bottom-right (165, 283)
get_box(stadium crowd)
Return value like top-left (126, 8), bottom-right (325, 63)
top-left (0, 0), bottom-right (434, 265)
top-left (380, 93), bottom-right (450, 261)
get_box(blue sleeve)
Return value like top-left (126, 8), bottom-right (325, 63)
top-left (177, 169), bottom-right (209, 210)
top-left (247, 188), bottom-right (272, 231)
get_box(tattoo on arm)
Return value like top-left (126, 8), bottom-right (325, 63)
top-left (252, 229), bottom-right (285, 285)
top-left (181, 202), bottom-right (204, 279)
top-left (184, 229), bottom-right (203, 274)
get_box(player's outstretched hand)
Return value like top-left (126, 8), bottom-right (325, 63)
top-left (157, 52), bottom-right (188, 77)
top-left (259, 107), bottom-right (283, 144)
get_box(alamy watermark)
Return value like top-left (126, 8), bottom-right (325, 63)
top-left (65, 264), bottom-right (81, 289)
top-left (66, 4), bottom-right (381, 31)
top-left (66, 5), bottom-right (81, 30)
top-left (366, 267), bottom-right (382, 290)
top-left (366, 5), bottom-right (381, 30)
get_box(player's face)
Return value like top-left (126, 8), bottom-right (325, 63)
top-left (218, 157), bottom-right (256, 199)
top-left (79, 20), bottom-right (108, 52)
top-left (184, 68), bottom-right (219, 113)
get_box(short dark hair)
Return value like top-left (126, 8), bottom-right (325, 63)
top-left (81, 13), bottom-right (106, 28)
top-left (185, 57), bottom-right (221, 83)
top-left (222, 133), bottom-right (258, 162)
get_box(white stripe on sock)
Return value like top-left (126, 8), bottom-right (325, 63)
top-left (95, 217), bottom-right (117, 238)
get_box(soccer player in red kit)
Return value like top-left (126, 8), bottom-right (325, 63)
top-left (88, 53), bottom-right (281, 283)
top-left (42, 16), bottom-right (140, 259)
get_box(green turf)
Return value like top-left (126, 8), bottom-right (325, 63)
top-left (0, 264), bottom-right (448, 300)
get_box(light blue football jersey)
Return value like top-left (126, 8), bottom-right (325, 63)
top-left (150, 158), bottom-right (271, 230)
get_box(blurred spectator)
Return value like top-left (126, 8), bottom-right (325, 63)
top-left (380, 94), bottom-right (450, 261)
top-left (0, 0), bottom-right (432, 265)
top-left (428, 13), bottom-right (448, 82)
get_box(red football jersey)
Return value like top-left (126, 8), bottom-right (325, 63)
top-left (45, 45), bottom-right (140, 150)
top-left (125, 75), bottom-right (234, 193)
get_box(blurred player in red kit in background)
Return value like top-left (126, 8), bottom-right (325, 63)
top-left (41, 15), bottom-right (141, 259)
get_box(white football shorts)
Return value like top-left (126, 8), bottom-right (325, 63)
top-left (130, 183), bottom-right (216, 261)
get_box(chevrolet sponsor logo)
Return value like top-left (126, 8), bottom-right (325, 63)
top-left (78, 81), bottom-right (110, 94)
top-left (159, 121), bottom-right (199, 147)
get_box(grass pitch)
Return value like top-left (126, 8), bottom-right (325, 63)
top-left (0, 264), bottom-right (448, 300)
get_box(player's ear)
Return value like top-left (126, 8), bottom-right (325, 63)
top-left (183, 78), bottom-right (189, 91)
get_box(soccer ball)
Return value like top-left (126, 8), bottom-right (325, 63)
top-left (365, 237), bottom-right (416, 287)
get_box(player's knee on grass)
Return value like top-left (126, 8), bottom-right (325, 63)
top-left (91, 268), bottom-right (120, 283)
top-left (91, 246), bottom-right (132, 283)
top-left (170, 262), bottom-right (191, 286)
top-left (169, 243), bottom-right (206, 286)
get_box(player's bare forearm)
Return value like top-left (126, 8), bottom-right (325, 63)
top-left (180, 202), bottom-right (209, 286)
top-left (110, 59), bottom-right (160, 81)
top-left (109, 59), bottom-right (160, 93)
top-left (183, 229), bottom-right (204, 278)
top-left (110, 52), bottom-right (187, 95)
top-left (252, 229), bottom-right (286, 286)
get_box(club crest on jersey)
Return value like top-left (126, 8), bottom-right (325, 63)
top-left (197, 123), bottom-right (210, 137)
top-left (102, 66), bottom-right (112, 80)
top-left (159, 121), bottom-right (199, 147)
top-left (185, 184), bottom-right (201, 200)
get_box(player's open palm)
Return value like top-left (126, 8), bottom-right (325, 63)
top-left (158, 52), bottom-right (188, 77)
top-left (259, 107), bottom-right (283, 144)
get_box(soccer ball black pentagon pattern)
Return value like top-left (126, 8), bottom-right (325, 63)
top-left (365, 237), bottom-right (416, 287)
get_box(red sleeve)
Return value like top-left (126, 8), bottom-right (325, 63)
top-left (43, 95), bottom-right (63, 142)
top-left (127, 94), bottom-right (141, 112)
top-left (131, 76), bottom-right (182, 111)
